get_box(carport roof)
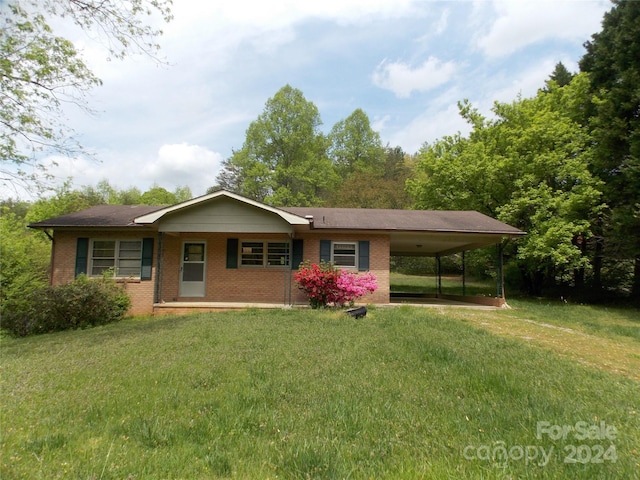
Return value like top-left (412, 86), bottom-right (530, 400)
top-left (282, 207), bottom-right (523, 235)
top-left (282, 207), bottom-right (525, 256)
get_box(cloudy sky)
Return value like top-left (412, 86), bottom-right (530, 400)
top-left (11, 0), bottom-right (611, 198)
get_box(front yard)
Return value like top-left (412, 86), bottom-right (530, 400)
top-left (1, 302), bottom-right (638, 478)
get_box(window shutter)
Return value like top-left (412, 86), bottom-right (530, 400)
top-left (358, 240), bottom-right (370, 271)
top-left (226, 238), bottom-right (238, 268)
top-left (75, 238), bottom-right (89, 277)
top-left (292, 239), bottom-right (303, 269)
top-left (320, 240), bottom-right (331, 263)
top-left (141, 238), bottom-right (154, 280)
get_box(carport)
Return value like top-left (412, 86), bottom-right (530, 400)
top-left (284, 207), bottom-right (526, 307)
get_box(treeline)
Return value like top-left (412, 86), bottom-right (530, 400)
top-left (211, 90), bottom-right (413, 209)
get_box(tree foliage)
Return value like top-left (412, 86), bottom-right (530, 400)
top-left (328, 108), bottom-right (385, 177)
top-left (579, 0), bottom-right (640, 296)
top-left (216, 85), bottom-right (338, 206)
top-left (409, 75), bottom-right (605, 294)
top-left (0, 207), bottom-right (50, 314)
top-left (0, 0), bottom-right (172, 194)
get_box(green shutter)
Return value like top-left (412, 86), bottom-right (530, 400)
top-left (75, 237), bottom-right (89, 277)
top-left (292, 239), bottom-right (303, 269)
top-left (141, 238), bottom-right (154, 280)
top-left (320, 240), bottom-right (331, 263)
top-left (226, 238), bottom-right (238, 268)
top-left (358, 241), bottom-right (370, 271)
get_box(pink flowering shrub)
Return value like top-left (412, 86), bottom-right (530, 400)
top-left (295, 261), bottom-right (377, 308)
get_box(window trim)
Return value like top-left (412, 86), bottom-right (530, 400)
top-left (331, 241), bottom-right (358, 269)
top-left (239, 239), bottom-right (290, 268)
top-left (88, 238), bottom-right (143, 278)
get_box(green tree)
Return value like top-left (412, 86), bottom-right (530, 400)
top-left (547, 62), bottom-right (574, 88)
top-left (1, 0), bottom-right (172, 193)
top-left (25, 181), bottom-right (101, 222)
top-left (216, 85), bottom-right (338, 206)
top-left (409, 75), bottom-right (605, 295)
top-left (328, 108), bottom-right (385, 177)
top-left (0, 207), bottom-right (50, 317)
top-left (328, 146), bottom-right (412, 209)
top-left (579, 0), bottom-right (640, 297)
top-left (139, 185), bottom-right (178, 205)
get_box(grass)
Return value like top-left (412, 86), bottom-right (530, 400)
top-left (390, 272), bottom-right (497, 297)
top-left (1, 303), bottom-right (639, 479)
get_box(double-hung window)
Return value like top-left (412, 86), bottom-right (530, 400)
top-left (90, 239), bottom-right (142, 277)
top-left (240, 241), bottom-right (290, 267)
top-left (332, 242), bottom-right (357, 268)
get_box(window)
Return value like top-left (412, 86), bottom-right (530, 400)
top-left (332, 242), bottom-right (357, 268)
top-left (90, 239), bottom-right (142, 277)
top-left (240, 240), bottom-right (289, 267)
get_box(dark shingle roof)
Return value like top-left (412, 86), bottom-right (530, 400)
top-left (28, 199), bottom-right (524, 237)
top-left (28, 205), bottom-right (164, 229)
top-left (281, 207), bottom-right (524, 235)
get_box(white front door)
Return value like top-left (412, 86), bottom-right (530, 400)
top-left (180, 242), bottom-right (206, 297)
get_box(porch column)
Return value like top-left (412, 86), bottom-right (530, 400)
top-left (154, 232), bottom-right (164, 304)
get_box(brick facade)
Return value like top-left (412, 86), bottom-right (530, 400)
top-left (51, 230), bottom-right (156, 316)
top-left (49, 230), bottom-right (390, 316)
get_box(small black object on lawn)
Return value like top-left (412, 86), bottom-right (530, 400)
top-left (346, 306), bottom-right (367, 319)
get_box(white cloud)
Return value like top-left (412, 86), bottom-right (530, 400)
top-left (141, 144), bottom-right (223, 195)
top-left (388, 103), bottom-right (471, 154)
top-left (40, 144), bottom-right (223, 197)
top-left (435, 9), bottom-right (450, 35)
top-left (476, 0), bottom-right (609, 58)
top-left (372, 57), bottom-right (458, 98)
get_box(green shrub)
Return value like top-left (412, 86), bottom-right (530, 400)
top-left (1, 275), bottom-right (131, 337)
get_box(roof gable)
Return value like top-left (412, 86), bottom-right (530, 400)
top-left (134, 190), bottom-right (308, 227)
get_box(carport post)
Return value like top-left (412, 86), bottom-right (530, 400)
top-left (436, 254), bottom-right (442, 297)
top-left (496, 243), bottom-right (504, 298)
top-left (462, 251), bottom-right (466, 297)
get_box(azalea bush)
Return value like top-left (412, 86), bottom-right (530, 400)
top-left (295, 261), bottom-right (377, 308)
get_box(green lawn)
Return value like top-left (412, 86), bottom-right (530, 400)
top-left (390, 272), bottom-right (497, 297)
top-left (1, 304), bottom-right (639, 479)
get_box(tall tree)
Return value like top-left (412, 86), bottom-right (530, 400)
top-left (548, 62), bottom-right (574, 88)
top-left (409, 75), bottom-right (605, 295)
top-left (216, 85), bottom-right (338, 206)
top-left (328, 146), bottom-right (412, 209)
top-left (327, 108), bottom-right (385, 177)
top-left (0, 0), bottom-right (172, 194)
top-left (579, 0), bottom-right (640, 297)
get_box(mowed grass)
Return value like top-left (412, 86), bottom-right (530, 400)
top-left (1, 305), bottom-right (639, 479)
top-left (391, 272), bottom-right (496, 296)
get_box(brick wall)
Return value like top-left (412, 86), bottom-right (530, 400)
top-left (160, 233), bottom-right (304, 304)
top-left (49, 230), bottom-right (391, 314)
top-left (294, 233), bottom-right (390, 304)
top-left (51, 230), bottom-right (156, 316)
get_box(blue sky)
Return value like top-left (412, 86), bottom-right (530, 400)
top-left (16, 0), bottom-right (611, 198)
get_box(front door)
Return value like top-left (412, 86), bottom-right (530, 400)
top-left (180, 242), bottom-right (206, 297)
